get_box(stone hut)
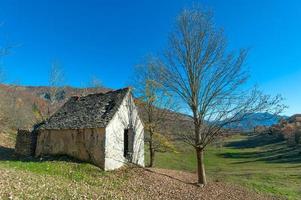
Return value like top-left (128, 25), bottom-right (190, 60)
top-left (34, 88), bottom-right (144, 170)
top-left (15, 129), bottom-right (38, 156)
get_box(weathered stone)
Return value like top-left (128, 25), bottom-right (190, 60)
top-left (34, 88), bottom-right (145, 170)
top-left (35, 128), bottom-right (105, 168)
top-left (15, 129), bottom-right (37, 156)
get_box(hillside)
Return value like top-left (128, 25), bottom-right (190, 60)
top-left (0, 84), bottom-right (289, 138)
top-left (0, 133), bottom-right (280, 199)
top-left (149, 134), bottom-right (301, 199)
top-left (226, 113), bottom-right (287, 131)
top-left (0, 167), bottom-right (275, 200)
top-left (0, 84), bottom-right (110, 130)
top-left (0, 129), bottom-right (296, 199)
top-left (0, 84), bottom-right (299, 199)
top-left (0, 84), bottom-right (193, 140)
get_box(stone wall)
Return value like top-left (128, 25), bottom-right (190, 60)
top-left (15, 130), bottom-right (37, 156)
top-left (35, 128), bottom-right (105, 168)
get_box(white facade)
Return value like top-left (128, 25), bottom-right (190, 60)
top-left (104, 93), bottom-right (144, 170)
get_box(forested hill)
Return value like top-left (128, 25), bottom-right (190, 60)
top-left (225, 112), bottom-right (287, 131)
top-left (0, 84), bottom-right (286, 134)
top-left (0, 84), bottom-right (109, 130)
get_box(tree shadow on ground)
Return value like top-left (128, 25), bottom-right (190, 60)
top-left (225, 134), bottom-right (283, 149)
top-left (0, 145), bottom-right (85, 164)
top-left (144, 168), bottom-right (197, 186)
top-left (220, 134), bottom-right (301, 164)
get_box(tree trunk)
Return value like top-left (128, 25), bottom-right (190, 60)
top-left (148, 131), bottom-right (155, 167)
top-left (149, 149), bottom-right (155, 167)
top-left (196, 147), bottom-right (207, 186)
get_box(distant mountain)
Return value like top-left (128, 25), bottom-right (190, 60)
top-left (0, 84), bottom-right (110, 130)
top-left (0, 84), bottom-right (287, 135)
top-left (226, 112), bottom-right (288, 131)
top-left (0, 84), bottom-right (191, 137)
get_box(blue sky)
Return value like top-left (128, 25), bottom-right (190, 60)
top-left (0, 0), bottom-right (300, 115)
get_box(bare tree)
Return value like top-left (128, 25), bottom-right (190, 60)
top-left (0, 66), bottom-right (4, 83)
top-left (133, 56), bottom-right (177, 167)
top-left (0, 22), bottom-right (14, 83)
top-left (82, 76), bottom-right (103, 96)
top-left (89, 76), bottom-right (102, 88)
top-left (0, 38), bottom-right (14, 127)
top-left (0, 44), bottom-right (11, 83)
top-left (0, 64), bottom-right (6, 124)
top-left (47, 62), bottom-right (65, 116)
top-left (158, 7), bottom-right (285, 185)
top-left (4, 82), bottom-right (33, 130)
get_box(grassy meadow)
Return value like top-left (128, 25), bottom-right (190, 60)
top-left (147, 134), bottom-right (301, 199)
top-left (0, 133), bottom-right (300, 199)
top-left (0, 154), bottom-right (132, 199)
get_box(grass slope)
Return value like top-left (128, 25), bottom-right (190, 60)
top-left (0, 159), bottom-right (132, 199)
top-left (0, 132), bottom-right (300, 199)
top-left (149, 134), bottom-right (301, 199)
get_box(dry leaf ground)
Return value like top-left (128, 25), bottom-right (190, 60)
top-left (0, 166), bottom-right (279, 200)
top-left (0, 132), bottom-right (287, 200)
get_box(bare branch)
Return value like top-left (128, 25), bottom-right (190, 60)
top-left (156, 7), bottom-right (286, 185)
top-left (131, 56), bottom-right (179, 167)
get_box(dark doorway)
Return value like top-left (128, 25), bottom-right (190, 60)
top-left (124, 129), bottom-right (129, 158)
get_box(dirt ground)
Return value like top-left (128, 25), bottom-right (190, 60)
top-left (120, 168), bottom-right (280, 200)
top-left (0, 132), bottom-right (281, 200)
top-left (0, 167), bottom-right (280, 200)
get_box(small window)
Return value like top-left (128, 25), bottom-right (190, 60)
top-left (124, 129), bottom-right (129, 158)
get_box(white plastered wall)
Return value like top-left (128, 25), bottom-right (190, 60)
top-left (104, 92), bottom-right (144, 170)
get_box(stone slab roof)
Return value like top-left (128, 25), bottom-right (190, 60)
top-left (37, 88), bottom-right (130, 130)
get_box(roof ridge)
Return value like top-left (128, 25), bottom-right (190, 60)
top-left (105, 87), bottom-right (130, 94)
top-left (69, 87), bottom-right (130, 99)
top-left (37, 87), bottom-right (131, 130)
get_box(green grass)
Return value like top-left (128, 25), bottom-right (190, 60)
top-left (0, 160), bottom-right (104, 183)
top-left (0, 133), bottom-right (300, 199)
top-left (0, 159), bottom-right (131, 199)
top-left (147, 134), bottom-right (301, 200)
top-left (0, 147), bottom-right (130, 188)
